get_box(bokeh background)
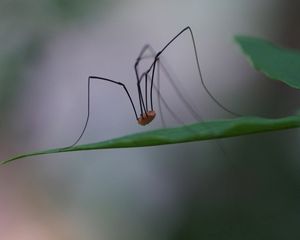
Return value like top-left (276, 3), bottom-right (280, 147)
top-left (1, 0), bottom-right (300, 239)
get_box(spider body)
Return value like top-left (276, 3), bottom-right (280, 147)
top-left (137, 111), bottom-right (156, 126)
top-left (67, 26), bottom-right (239, 148)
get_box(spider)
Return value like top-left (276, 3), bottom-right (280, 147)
top-left (69, 26), bottom-right (239, 147)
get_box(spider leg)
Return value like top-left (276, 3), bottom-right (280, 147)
top-left (133, 43), bottom-right (230, 158)
top-left (134, 44), bottom-right (205, 125)
top-left (67, 76), bottom-right (138, 148)
top-left (150, 27), bottom-right (241, 117)
top-left (134, 45), bottom-right (151, 117)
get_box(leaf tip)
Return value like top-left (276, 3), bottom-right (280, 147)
top-left (0, 159), bottom-right (10, 166)
top-left (233, 35), bottom-right (245, 43)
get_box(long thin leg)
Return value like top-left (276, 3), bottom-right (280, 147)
top-left (135, 45), bottom-right (160, 116)
top-left (135, 45), bottom-right (195, 127)
top-left (151, 62), bottom-right (230, 160)
top-left (67, 76), bottom-right (138, 148)
top-left (136, 44), bottom-right (205, 122)
top-left (135, 72), bottom-right (146, 116)
top-left (149, 59), bottom-right (156, 111)
top-left (145, 73), bottom-right (148, 111)
top-left (156, 59), bottom-right (166, 127)
top-left (148, 26), bottom-right (241, 117)
top-left (135, 45), bottom-right (230, 159)
top-left (135, 44), bottom-right (152, 76)
top-left (134, 45), bottom-right (151, 117)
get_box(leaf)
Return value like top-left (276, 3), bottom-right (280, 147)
top-left (235, 35), bottom-right (300, 89)
top-left (2, 115), bottom-right (300, 165)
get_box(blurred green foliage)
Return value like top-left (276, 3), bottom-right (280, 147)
top-left (235, 35), bottom-right (300, 89)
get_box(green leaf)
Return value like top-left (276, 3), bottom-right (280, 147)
top-left (235, 35), bottom-right (300, 89)
top-left (2, 115), bottom-right (300, 165)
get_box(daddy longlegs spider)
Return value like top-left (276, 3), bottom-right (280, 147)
top-left (68, 26), bottom-right (240, 148)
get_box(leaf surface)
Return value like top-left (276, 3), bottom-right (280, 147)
top-left (2, 115), bottom-right (300, 165)
top-left (235, 36), bottom-right (300, 89)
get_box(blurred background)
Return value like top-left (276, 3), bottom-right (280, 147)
top-left (1, 0), bottom-right (300, 239)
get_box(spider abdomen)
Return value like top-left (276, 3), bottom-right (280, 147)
top-left (137, 111), bottom-right (156, 126)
